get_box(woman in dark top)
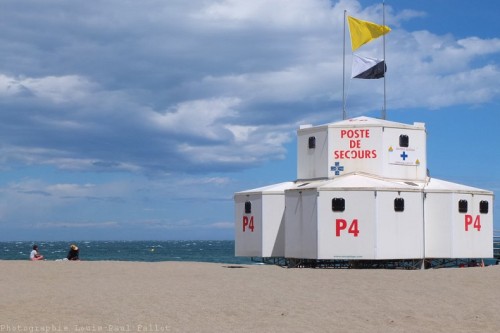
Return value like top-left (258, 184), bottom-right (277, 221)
top-left (67, 244), bottom-right (80, 260)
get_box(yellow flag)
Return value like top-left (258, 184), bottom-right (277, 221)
top-left (347, 16), bottom-right (391, 51)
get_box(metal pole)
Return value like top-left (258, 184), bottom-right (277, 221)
top-left (343, 10), bottom-right (346, 120)
top-left (382, 1), bottom-right (387, 120)
top-left (421, 192), bottom-right (426, 269)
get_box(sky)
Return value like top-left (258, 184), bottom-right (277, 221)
top-left (0, 0), bottom-right (499, 241)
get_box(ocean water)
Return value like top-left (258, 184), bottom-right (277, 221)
top-left (5, 241), bottom-right (497, 267)
top-left (0, 240), bottom-right (255, 264)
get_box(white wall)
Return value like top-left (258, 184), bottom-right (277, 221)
top-left (285, 189), bottom-right (318, 258)
top-left (297, 127), bottom-right (329, 180)
top-left (329, 127), bottom-right (383, 178)
top-left (234, 194), bottom-right (263, 257)
top-left (452, 193), bottom-right (493, 258)
top-left (382, 127), bottom-right (427, 181)
top-left (317, 190), bottom-right (377, 259)
top-left (262, 194), bottom-right (286, 257)
top-left (424, 192), bottom-right (493, 258)
top-left (375, 191), bottom-right (424, 259)
top-left (424, 193), bottom-right (453, 258)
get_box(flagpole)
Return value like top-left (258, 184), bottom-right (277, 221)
top-left (342, 10), bottom-right (346, 120)
top-left (382, 1), bottom-right (387, 120)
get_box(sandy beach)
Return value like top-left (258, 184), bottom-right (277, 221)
top-left (1, 261), bottom-right (499, 333)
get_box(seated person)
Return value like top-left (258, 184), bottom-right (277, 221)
top-left (30, 245), bottom-right (44, 261)
top-left (67, 244), bottom-right (80, 261)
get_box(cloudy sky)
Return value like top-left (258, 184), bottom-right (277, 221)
top-left (0, 0), bottom-right (499, 241)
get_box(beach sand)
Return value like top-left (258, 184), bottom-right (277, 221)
top-left (1, 261), bottom-right (499, 333)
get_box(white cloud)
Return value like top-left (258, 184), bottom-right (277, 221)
top-left (176, 177), bottom-right (231, 186)
top-left (149, 98), bottom-right (240, 140)
top-left (0, 74), bottom-right (94, 103)
top-left (197, 62), bottom-right (337, 103)
top-left (0, 0), bottom-right (498, 176)
top-left (225, 124), bottom-right (258, 143)
top-left (22, 75), bottom-right (94, 103)
top-left (35, 221), bottom-right (119, 229)
top-left (196, 0), bottom-right (333, 30)
top-left (178, 123), bottom-right (291, 165)
top-left (206, 222), bottom-right (233, 229)
top-left (0, 0), bottom-right (499, 239)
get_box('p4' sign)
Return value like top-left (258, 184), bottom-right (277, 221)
top-left (465, 214), bottom-right (481, 232)
top-left (335, 219), bottom-right (359, 237)
top-left (243, 216), bottom-right (255, 232)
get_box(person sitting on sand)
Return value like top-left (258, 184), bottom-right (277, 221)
top-left (67, 244), bottom-right (80, 261)
top-left (30, 245), bottom-right (44, 261)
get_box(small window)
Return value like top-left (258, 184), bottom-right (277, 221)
top-left (244, 201), bottom-right (252, 214)
top-left (308, 136), bottom-right (316, 149)
top-left (394, 198), bottom-right (404, 212)
top-left (332, 198), bottom-right (345, 212)
top-left (458, 200), bottom-right (468, 213)
top-left (479, 200), bottom-right (489, 214)
top-left (399, 134), bottom-right (409, 148)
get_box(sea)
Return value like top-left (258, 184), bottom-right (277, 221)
top-left (0, 240), bottom-right (256, 264)
top-left (4, 240), bottom-right (497, 267)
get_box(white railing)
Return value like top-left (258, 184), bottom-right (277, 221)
top-left (494, 230), bottom-right (500, 258)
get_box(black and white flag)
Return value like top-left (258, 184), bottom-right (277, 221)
top-left (351, 54), bottom-right (386, 79)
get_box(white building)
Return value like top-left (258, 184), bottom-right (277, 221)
top-left (234, 117), bottom-right (493, 262)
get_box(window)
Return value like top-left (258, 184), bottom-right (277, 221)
top-left (394, 198), bottom-right (405, 212)
top-left (399, 134), bottom-right (409, 147)
top-left (244, 201), bottom-right (252, 214)
top-left (308, 136), bottom-right (316, 149)
top-left (332, 198), bottom-right (345, 212)
top-left (479, 200), bottom-right (489, 214)
top-left (458, 200), bottom-right (468, 213)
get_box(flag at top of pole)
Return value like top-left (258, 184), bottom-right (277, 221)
top-left (347, 16), bottom-right (391, 51)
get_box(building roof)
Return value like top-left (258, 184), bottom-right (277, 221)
top-left (235, 181), bottom-right (295, 195)
top-left (300, 116), bottom-right (426, 132)
top-left (284, 173), bottom-right (493, 195)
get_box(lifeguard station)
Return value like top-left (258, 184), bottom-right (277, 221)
top-left (234, 116), bottom-right (494, 268)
